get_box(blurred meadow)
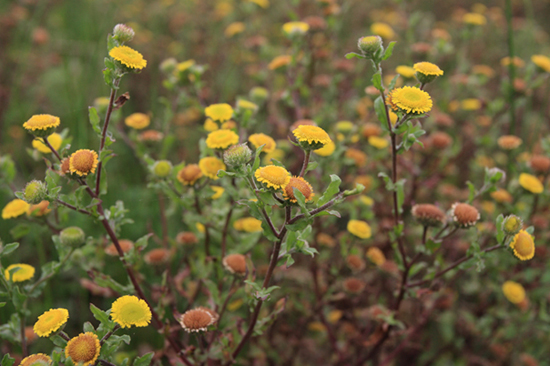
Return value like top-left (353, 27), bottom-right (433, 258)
top-left (2, 0), bottom-right (550, 365)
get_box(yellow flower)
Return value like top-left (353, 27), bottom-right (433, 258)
top-left (109, 45), bottom-right (147, 69)
top-left (413, 62), bottom-right (444, 76)
top-left (282, 21), bottom-right (310, 35)
top-left (255, 166), bottom-right (291, 189)
top-left (509, 230), bottom-right (535, 261)
top-left (531, 55), bottom-right (550, 73)
top-left (497, 135), bottom-right (522, 150)
top-left (293, 125), bottom-right (331, 149)
top-left (204, 118), bottom-right (219, 132)
top-left (225, 22), bottom-right (245, 37)
top-left (125, 113), bottom-right (150, 129)
top-left (370, 22), bottom-right (395, 39)
top-left (196, 223), bottom-right (206, 233)
top-left (111, 295), bottom-right (152, 328)
top-left (347, 220), bottom-right (372, 239)
top-left (210, 186), bottom-right (224, 199)
top-left (502, 281), bottom-right (526, 304)
top-left (4, 263), bottom-right (35, 282)
top-left (268, 55), bottom-right (292, 70)
top-left (387, 86), bottom-right (433, 114)
top-left (33, 308), bottom-right (69, 337)
top-left (335, 121), bottom-right (354, 133)
top-left (199, 157), bottom-right (226, 180)
top-left (263, 148), bottom-right (285, 165)
top-left (65, 332), bottom-right (101, 366)
top-left (23, 114), bottom-right (60, 136)
top-left (518, 173), bottom-right (543, 194)
top-left (205, 103), bottom-right (234, 122)
top-left (283, 176), bottom-right (314, 203)
top-left (463, 13), bottom-right (487, 25)
top-left (395, 65), bottom-right (416, 78)
top-left (461, 99), bottom-right (482, 111)
top-left (233, 217), bottom-right (263, 233)
top-left (248, 0), bottom-right (269, 8)
top-left (366, 247), bottom-right (385, 266)
top-left (32, 133), bottom-right (62, 154)
top-left (176, 59), bottom-right (195, 72)
top-left (236, 99), bottom-right (258, 112)
top-left (327, 310), bottom-right (342, 324)
top-left (206, 129), bottom-right (239, 150)
top-left (249, 133), bottom-right (276, 153)
top-left (2, 199), bottom-right (30, 219)
top-left (491, 189), bottom-right (513, 203)
top-left (69, 149), bottom-right (98, 176)
top-left (20, 354), bottom-right (52, 366)
top-left (368, 136), bottom-right (389, 149)
top-left (359, 195), bottom-right (374, 206)
top-left (472, 65), bottom-right (495, 78)
top-left (314, 140), bottom-right (335, 156)
top-left (501, 56), bottom-right (525, 68)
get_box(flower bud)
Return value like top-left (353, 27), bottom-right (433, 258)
top-left (503, 215), bottom-right (523, 235)
top-left (113, 24), bottom-right (135, 43)
top-left (153, 160), bottom-right (173, 178)
top-left (249, 87), bottom-right (269, 104)
top-left (159, 58), bottom-right (178, 74)
top-left (486, 167), bottom-right (506, 184)
top-left (24, 180), bottom-right (48, 204)
top-left (357, 36), bottom-right (383, 57)
top-left (223, 144), bottom-right (252, 168)
top-left (59, 226), bottom-right (86, 247)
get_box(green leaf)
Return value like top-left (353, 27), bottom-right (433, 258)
top-left (293, 188), bottom-right (309, 217)
top-left (395, 179), bottom-right (406, 214)
top-left (466, 181), bottom-right (476, 203)
top-left (88, 107), bottom-right (102, 136)
top-left (1, 354), bottom-right (15, 366)
top-left (83, 321), bottom-right (95, 333)
top-left (251, 145), bottom-right (264, 172)
top-left (318, 174), bottom-right (341, 206)
top-left (374, 96), bottom-right (389, 131)
top-left (382, 41), bottom-right (396, 60)
top-left (9, 225), bottom-right (30, 240)
top-left (0, 242), bottom-right (19, 257)
top-left (345, 52), bottom-right (366, 60)
top-left (12, 286), bottom-right (27, 309)
top-left (388, 74), bottom-right (400, 91)
top-left (90, 303), bottom-right (113, 327)
top-left (425, 238), bottom-right (441, 253)
top-left (284, 254), bottom-right (295, 268)
top-left (495, 214), bottom-right (504, 244)
top-left (133, 353), bottom-right (154, 366)
top-left (372, 72), bottom-right (383, 91)
top-left (285, 217), bottom-right (312, 232)
top-left (134, 234), bottom-right (152, 250)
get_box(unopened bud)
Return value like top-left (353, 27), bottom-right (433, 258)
top-left (24, 180), bottom-right (48, 204)
top-left (60, 226), bottom-right (86, 247)
top-left (357, 36), bottom-right (383, 57)
top-left (503, 215), bottom-right (523, 235)
top-left (113, 24), bottom-right (135, 43)
top-left (153, 160), bottom-right (173, 178)
top-left (223, 144), bottom-right (252, 168)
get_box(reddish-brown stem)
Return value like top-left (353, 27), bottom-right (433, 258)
top-left (43, 136), bottom-right (62, 162)
top-left (100, 324), bottom-right (120, 345)
top-left (56, 199), bottom-right (92, 216)
top-left (220, 205), bottom-right (234, 260)
top-left (299, 150), bottom-right (311, 177)
top-left (95, 79), bottom-right (121, 196)
top-left (407, 244), bottom-right (503, 288)
top-left (20, 313), bottom-right (27, 357)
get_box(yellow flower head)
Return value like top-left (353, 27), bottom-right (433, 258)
top-left (531, 55), bottom-right (550, 73)
top-left (248, 0), bottom-right (269, 8)
top-left (225, 22), bottom-right (245, 37)
top-left (109, 45), bottom-right (147, 69)
top-left (199, 157), bottom-right (226, 180)
top-left (205, 103), bottom-right (234, 122)
top-left (347, 220), bottom-right (372, 239)
top-left (65, 332), bottom-right (101, 366)
top-left (461, 99), bottom-right (482, 111)
top-left (33, 308), bottom-right (69, 337)
top-left (387, 86), bottom-right (432, 115)
top-left (293, 125), bottom-right (331, 150)
top-left (509, 230), bottom-right (535, 261)
top-left (491, 189), bottom-right (513, 203)
top-left (206, 129), bottom-right (239, 150)
top-left (395, 65), bottom-right (416, 78)
top-left (497, 135), bottom-right (522, 150)
top-left (177, 164), bottom-right (203, 185)
top-left (20, 354), bottom-right (52, 366)
top-left (472, 65), bottom-right (495, 78)
top-left (283, 176), bottom-right (314, 203)
top-left (335, 121), bottom-right (354, 133)
top-left (413, 62), bottom-right (444, 76)
top-left (248, 133), bottom-right (276, 153)
top-left (282, 21), bottom-right (310, 36)
top-left (518, 173), bottom-right (543, 194)
top-left (23, 114), bottom-right (60, 137)
top-left (69, 149), bottom-right (98, 176)
top-left (263, 148), bottom-right (285, 165)
top-left (368, 136), bottom-right (389, 149)
top-left (370, 22), bottom-right (395, 39)
top-left (196, 222), bottom-right (206, 233)
top-left (501, 56), bottom-right (525, 68)
top-left (268, 55), bottom-right (292, 70)
top-left (463, 13), bottom-right (487, 25)
top-left (366, 247), bottom-right (386, 266)
top-left (502, 281), bottom-right (526, 304)
top-left (255, 166), bottom-right (291, 189)
top-left (125, 113), bottom-right (151, 129)
top-left (210, 186), bottom-right (225, 199)
top-left (176, 59), bottom-right (195, 73)
top-left (233, 217), bottom-right (263, 232)
top-left (111, 295), bottom-right (152, 328)
top-left (32, 133), bottom-right (62, 154)
top-left (314, 140), bottom-right (335, 156)
top-left (5, 263), bottom-right (35, 282)
top-left (203, 118), bottom-right (219, 132)
top-left (2, 199), bottom-right (30, 219)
